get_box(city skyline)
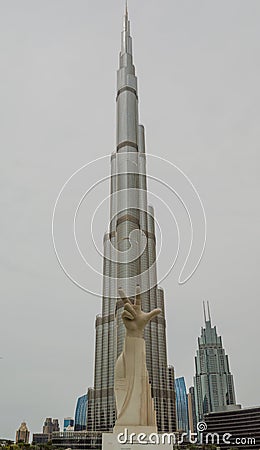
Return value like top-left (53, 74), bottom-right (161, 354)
top-left (1, 0), bottom-right (259, 440)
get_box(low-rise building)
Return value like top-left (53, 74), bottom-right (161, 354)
top-left (204, 406), bottom-right (260, 449)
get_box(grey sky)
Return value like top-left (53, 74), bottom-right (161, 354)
top-left (1, 0), bottom-right (260, 440)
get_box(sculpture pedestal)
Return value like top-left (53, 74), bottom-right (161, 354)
top-left (102, 432), bottom-right (173, 449)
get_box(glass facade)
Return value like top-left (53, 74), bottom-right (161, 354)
top-left (63, 418), bottom-right (74, 431)
top-left (175, 377), bottom-right (189, 433)
top-left (74, 394), bottom-right (88, 431)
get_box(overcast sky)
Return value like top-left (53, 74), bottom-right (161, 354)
top-left (1, 0), bottom-right (260, 440)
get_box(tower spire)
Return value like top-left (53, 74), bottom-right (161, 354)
top-left (121, 0), bottom-right (132, 55)
top-left (207, 301), bottom-right (212, 325)
top-left (203, 301), bottom-right (206, 324)
top-left (117, 4), bottom-right (138, 153)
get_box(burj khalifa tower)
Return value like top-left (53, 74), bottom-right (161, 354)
top-left (86, 6), bottom-right (176, 434)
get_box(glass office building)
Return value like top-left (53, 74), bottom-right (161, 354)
top-left (175, 377), bottom-right (189, 433)
top-left (74, 394), bottom-right (88, 431)
top-left (63, 418), bottom-right (74, 431)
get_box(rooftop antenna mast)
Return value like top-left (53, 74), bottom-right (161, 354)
top-left (207, 301), bottom-right (212, 324)
top-left (203, 301), bottom-right (207, 323)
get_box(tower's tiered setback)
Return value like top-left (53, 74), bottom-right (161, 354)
top-left (87, 7), bottom-right (176, 433)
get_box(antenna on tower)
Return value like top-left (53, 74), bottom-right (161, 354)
top-left (203, 301), bottom-right (206, 323)
top-left (207, 301), bottom-right (212, 324)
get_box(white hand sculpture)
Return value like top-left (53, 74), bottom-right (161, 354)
top-left (118, 285), bottom-right (161, 338)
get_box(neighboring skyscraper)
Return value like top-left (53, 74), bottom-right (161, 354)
top-left (175, 377), bottom-right (189, 433)
top-left (86, 6), bottom-right (176, 433)
top-left (43, 418), bottom-right (60, 440)
top-left (75, 394), bottom-right (88, 431)
top-left (187, 386), bottom-right (197, 433)
top-left (194, 302), bottom-right (239, 422)
top-left (15, 422), bottom-right (30, 444)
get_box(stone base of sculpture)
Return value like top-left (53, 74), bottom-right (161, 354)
top-left (102, 432), bottom-right (173, 449)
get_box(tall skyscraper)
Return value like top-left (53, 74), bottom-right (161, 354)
top-left (175, 377), bottom-right (189, 433)
top-left (194, 302), bottom-right (239, 422)
top-left (86, 6), bottom-right (176, 433)
top-left (75, 394), bottom-right (88, 431)
top-left (15, 422), bottom-right (30, 444)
